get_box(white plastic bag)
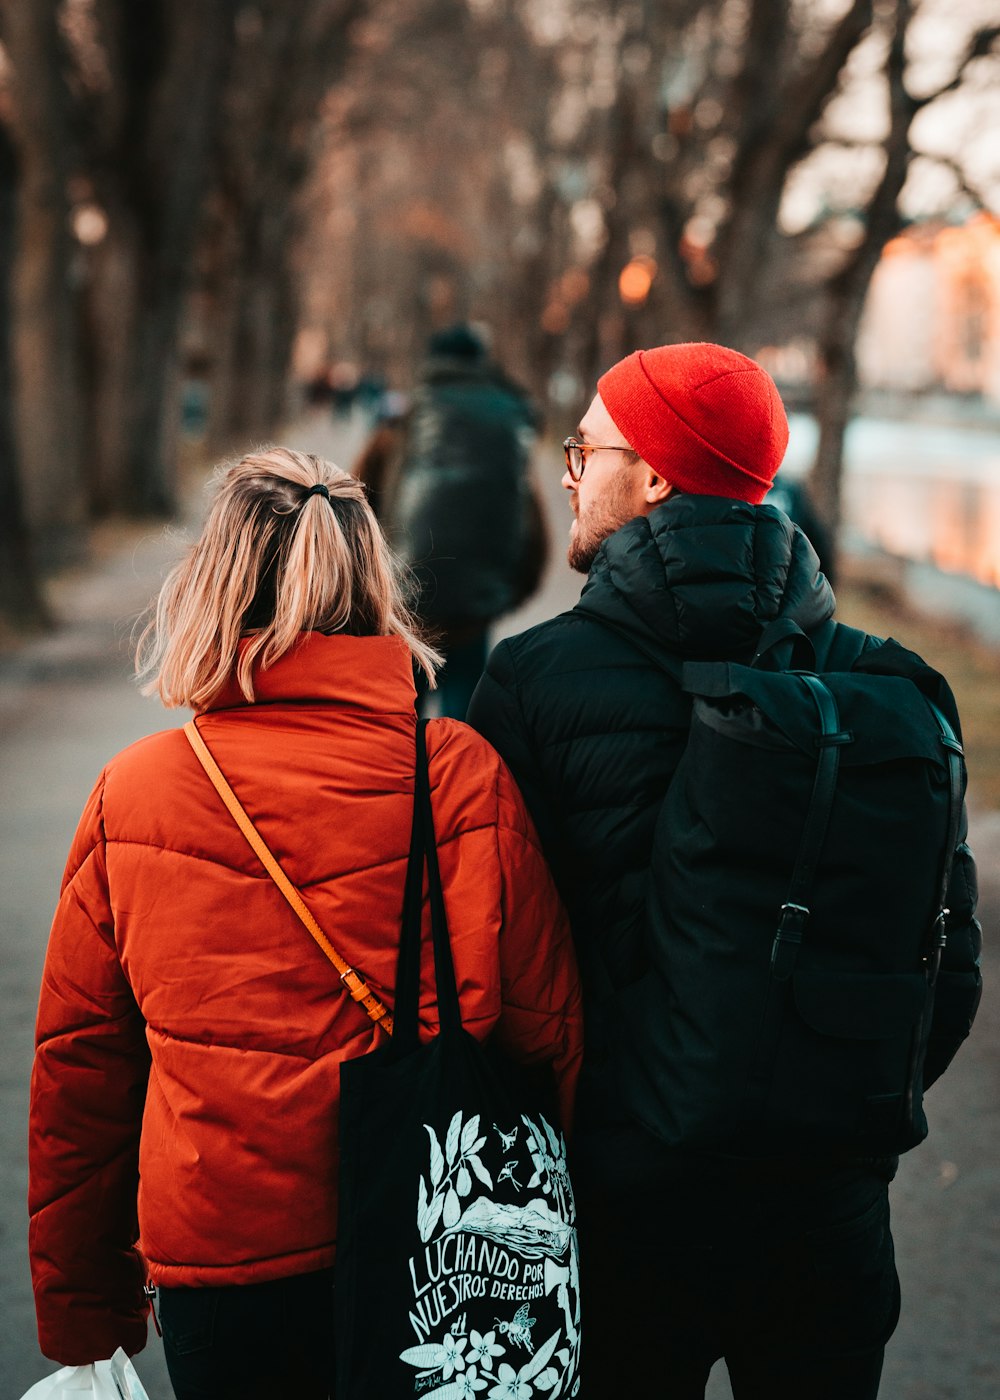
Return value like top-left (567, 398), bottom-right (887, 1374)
top-left (19, 1348), bottom-right (150, 1400)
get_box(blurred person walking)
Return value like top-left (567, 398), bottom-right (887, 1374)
top-left (27, 448), bottom-right (582, 1400)
top-left (354, 324), bottom-right (547, 718)
top-left (767, 471), bottom-right (836, 586)
top-left (468, 343), bottom-right (982, 1399)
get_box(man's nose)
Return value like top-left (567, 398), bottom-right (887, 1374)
top-left (561, 469), bottom-right (577, 492)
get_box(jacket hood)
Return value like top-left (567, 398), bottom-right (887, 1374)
top-left (575, 493), bottom-right (835, 659)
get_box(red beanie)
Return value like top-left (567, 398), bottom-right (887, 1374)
top-left (597, 343), bottom-right (788, 504)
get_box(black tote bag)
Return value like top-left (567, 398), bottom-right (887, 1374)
top-left (334, 721), bottom-right (581, 1400)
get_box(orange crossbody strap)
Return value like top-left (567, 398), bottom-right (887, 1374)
top-left (183, 719), bottom-right (393, 1037)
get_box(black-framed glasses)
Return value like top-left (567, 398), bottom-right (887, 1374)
top-left (562, 436), bottom-right (634, 482)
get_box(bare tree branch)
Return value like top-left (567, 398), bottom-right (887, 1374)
top-left (712, 0), bottom-right (875, 339)
top-left (911, 24), bottom-right (1000, 111)
top-left (771, 0), bottom-right (874, 166)
top-left (913, 150), bottom-right (992, 211)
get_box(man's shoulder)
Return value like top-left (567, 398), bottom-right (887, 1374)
top-left (488, 609), bottom-right (617, 681)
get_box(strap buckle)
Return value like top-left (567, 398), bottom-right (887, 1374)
top-left (925, 908), bottom-right (949, 984)
top-left (340, 965), bottom-right (372, 1003)
top-left (144, 1281), bottom-right (162, 1337)
top-left (340, 966), bottom-right (392, 1031)
top-left (771, 902), bottom-right (809, 981)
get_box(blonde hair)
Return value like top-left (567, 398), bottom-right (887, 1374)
top-left (136, 447), bottom-right (442, 709)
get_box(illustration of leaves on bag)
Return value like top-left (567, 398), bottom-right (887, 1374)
top-left (402, 1110), bottom-right (580, 1399)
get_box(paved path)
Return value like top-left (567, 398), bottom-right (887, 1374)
top-left (1, 415), bottom-right (996, 1397)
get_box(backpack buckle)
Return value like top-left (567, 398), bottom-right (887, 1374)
top-left (771, 903), bottom-right (809, 980)
top-left (925, 908), bottom-right (949, 984)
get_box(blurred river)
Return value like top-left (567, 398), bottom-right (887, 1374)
top-left (785, 414), bottom-right (1000, 635)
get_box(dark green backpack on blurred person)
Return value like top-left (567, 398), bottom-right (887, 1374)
top-left (384, 361), bottom-right (541, 627)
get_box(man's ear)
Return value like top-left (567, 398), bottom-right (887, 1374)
top-left (643, 469), bottom-right (673, 505)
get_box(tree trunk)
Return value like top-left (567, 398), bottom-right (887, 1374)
top-left (203, 0), bottom-right (365, 453)
top-left (811, 331), bottom-right (857, 541)
top-left (206, 208), bottom-right (298, 452)
top-left (0, 119), bottom-right (49, 631)
top-left (1, 0), bottom-right (87, 561)
top-left (116, 1), bottom-right (237, 515)
top-left (78, 204), bottom-right (143, 515)
top-left (81, 0), bottom-right (237, 515)
top-left (808, 0), bottom-right (915, 563)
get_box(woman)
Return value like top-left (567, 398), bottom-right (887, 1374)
top-left (28, 448), bottom-right (582, 1399)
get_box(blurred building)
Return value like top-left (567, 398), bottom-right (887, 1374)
top-left (857, 214), bottom-right (1000, 405)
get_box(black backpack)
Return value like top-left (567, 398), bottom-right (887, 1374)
top-left (617, 616), bottom-right (965, 1159)
top-left (387, 375), bottom-right (536, 623)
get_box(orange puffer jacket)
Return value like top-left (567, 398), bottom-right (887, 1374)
top-left (29, 634), bottom-right (582, 1365)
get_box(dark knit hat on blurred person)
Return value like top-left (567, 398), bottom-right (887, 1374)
top-left (426, 323), bottom-right (488, 362)
top-left (597, 342), bottom-right (788, 504)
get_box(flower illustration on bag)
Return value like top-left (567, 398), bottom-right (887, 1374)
top-left (487, 1363), bottom-right (533, 1400)
top-left (486, 1328), bottom-right (563, 1400)
top-left (455, 1365), bottom-right (490, 1397)
top-left (468, 1330), bottom-right (505, 1372)
top-left (441, 1332), bottom-right (468, 1379)
top-left (409, 1110), bottom-right (579, 1399)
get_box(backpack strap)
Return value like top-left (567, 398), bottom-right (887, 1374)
top-left (183, 719), bottom-right (394, 1036)
top-left (751, 618), bottom-right (815, 672)
top-left (924, 703), bottom-right (965, 984)
top-left (769, 676), bottom-right (853, 981)
top-left (752, 617), bottom-right (868, 675)
top-left (813, 619), bottom-right (868, 673)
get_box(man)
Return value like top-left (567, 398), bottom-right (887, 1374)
top-left (467, 343), bottom-right (981, 1398)
top-left (354, 323), bottom-right (546, 718)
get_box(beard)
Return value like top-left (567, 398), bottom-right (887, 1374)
top-left (567, 472), bottom-right (639, 574)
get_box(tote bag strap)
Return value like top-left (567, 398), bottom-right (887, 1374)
top-left (390, 719), bottom-right (463, 1053)
top-left (183, 719), bottom-right (393, 1036)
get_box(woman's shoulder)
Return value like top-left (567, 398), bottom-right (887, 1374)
top-left (101, 723), bottom-right (192, 795)
top-left (424, 717), bottom-right (533, 841)
top-left (424, 715), bottom-right (504, 769)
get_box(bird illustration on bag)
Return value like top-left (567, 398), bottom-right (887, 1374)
top-left (497, 1160), bottom-right (523, 1191)
top-left (494, 1123), bottom-right (519, 1152)
top-left (401, 1109), bottom-right (581, 1396)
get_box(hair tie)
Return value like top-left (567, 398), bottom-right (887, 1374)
top-left (304, 483), bottom-right (332, 503)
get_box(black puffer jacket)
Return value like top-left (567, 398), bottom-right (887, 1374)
top-left (468, 494), bottom-right (981, 1159)
top-left (470, 496), bottom-right (833, 979)
top-left (376, 355), bottom-right (543, 629)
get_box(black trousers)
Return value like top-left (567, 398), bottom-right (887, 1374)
top-left (159, 1174), bottom-right (898, 1400)
top-left (159, 1268), bottom-right (335, 1400)
top-left (575, 1153), bottom-right (900, 1400)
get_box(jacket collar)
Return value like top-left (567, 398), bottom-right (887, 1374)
top-left (199, 632), bottom-right (417, 715)
top-left (575, 493), bottom-right (836, 660)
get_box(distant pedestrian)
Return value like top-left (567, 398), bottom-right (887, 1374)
top-left (767, 472), bottom-right (836, 585)
top-left (303, 365), bottom-right (334, 409)
top-left (355, 323), bottom-right (547, 718)
top-left (329, 360), bottom-right (359, 418)
top-left (354, 368), bottom-right (388, 423)
top-left (27, 448), bottom-right (582, 1400)
top-left (468, 342), bottom-right (983, 1399)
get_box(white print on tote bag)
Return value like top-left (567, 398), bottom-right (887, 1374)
top-left (399, 1111), bottom-right (581, 1400)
